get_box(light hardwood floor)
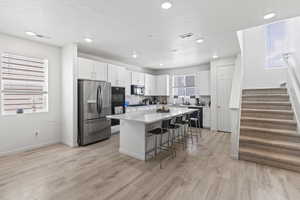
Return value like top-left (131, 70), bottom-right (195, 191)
top-left (1, 129), bottom-right (300, 200)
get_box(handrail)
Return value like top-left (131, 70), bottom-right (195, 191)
top-left (283, 53), bottom-right (300, 131)
top-left (229, 54), bottom-right (243, 159)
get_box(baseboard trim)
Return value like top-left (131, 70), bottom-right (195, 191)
top-left (119, 147), bottom-right (145, 161)
top-left (0, 140), bottom-right (61, 156)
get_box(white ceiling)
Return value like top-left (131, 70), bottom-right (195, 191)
top-left (0, 0), bottom-right (300, 69)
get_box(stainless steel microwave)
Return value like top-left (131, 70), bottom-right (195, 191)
top-left (131, 85), bottom-right (145, 96)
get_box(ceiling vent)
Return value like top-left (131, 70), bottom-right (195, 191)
top-left (179, 32), bottom-right (194, 39)
top-left (36, 34), bottom-right (51, 39)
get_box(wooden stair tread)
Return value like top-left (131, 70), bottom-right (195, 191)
top-left (241, 117), bottom-right (297, 124)
top-left (242, 101), bottom-right (291, 105)
top-left (242, 94), bottom-right (289, 97)
top-left (240, 135), bottom-right (300, 150)
top-left (239, 147), bottom-right (300, 166)
top-left (241, 109), bottom-right (293, 114)
top-left (240, 126), bottom-right (299, 137)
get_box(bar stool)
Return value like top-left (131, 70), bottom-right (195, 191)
top-left (146, 119), bottom-right (175, 169)
top-left (187, 111), bottom-right (202, 144)
top-left (174, 115), bottom-right (189, 149)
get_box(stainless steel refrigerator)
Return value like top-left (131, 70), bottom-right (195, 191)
top-left (78, 79), bottom-right (111, 146)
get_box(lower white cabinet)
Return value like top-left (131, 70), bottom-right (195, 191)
top-left (77, 57), bottom-right (107, 81)
top-left (203, 107), bottom-right (211, 128)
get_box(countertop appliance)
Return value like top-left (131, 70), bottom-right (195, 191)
top-left (78, 79), bottom-right (111, 146)
top-left (111, 87), bottom-right (125, 126)
top-left (131, 85), bottom-right (144, 96)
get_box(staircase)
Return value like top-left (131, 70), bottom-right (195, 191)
top-left (239, 88), bottom-right (300, 172)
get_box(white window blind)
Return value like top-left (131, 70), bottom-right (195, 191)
top-left (173, 74), bottom-right (196, 97)
top-left (1, 53), bottom-right (48, 115)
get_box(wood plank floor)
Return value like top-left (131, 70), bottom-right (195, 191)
top-left (1, 129), bottom-right (300, 200)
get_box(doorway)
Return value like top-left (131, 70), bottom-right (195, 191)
top-left (216, 65), bottom-right (234, 132)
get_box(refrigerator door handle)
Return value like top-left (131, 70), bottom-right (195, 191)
top-left (100, 86), bottom-right (103, 114)
top-left (96, 86), bottom-right (101, 114)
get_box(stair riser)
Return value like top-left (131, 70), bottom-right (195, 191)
top-left (239, 154), bottom-right (300, 173)
top-left (240, 142), bottom-right (300, 157)
top-left (241, 111), bottom-right (294, 120)
top-left (242, 96), bottom-right (289, 102)
top-left (243, 89), bottom-right (287, 95)
top-left (240, 129), bottom-right (300, 143)
top-left (242, 104), bottom-right (291, 110)
top-left (241, 120), bottom-right (297, 131)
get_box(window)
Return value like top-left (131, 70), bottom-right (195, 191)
top-left (1, 53), bottom-right (48, 115)
top-left (265, 21), bottom-right (288, 68)
top-left (173, 75), bottom-right (196, 97)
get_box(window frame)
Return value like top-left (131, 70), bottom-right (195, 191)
top-left (172, 74), bottom-right (197, 97)
top-left (264, 21), bottom-right (288, 70)
top-left (0, 53), bottom-right (49, 116)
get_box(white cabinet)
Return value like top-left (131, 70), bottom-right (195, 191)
top-left (203, 107), bottom-right (211, 128)
top-left (197, 71), bottom-right (210, 96)
top-left (108, 64), bottom-right (126, 87)
top-left (94, 61), bottom-right (108, 81)
top-left (145, 74), bottom-right (155, 96)
top-left (124, 70), bottom-right (132, 96)
top-left (155, 75), bottom-right (169, 96)
top-left (77, 57), bottom-right (107, 81)
top-left (78, 57), bottom-right (95, 80)
top-left (131, 71), bottom-right (145, 86)
top-left (144, 74), bottom-right (169, 96)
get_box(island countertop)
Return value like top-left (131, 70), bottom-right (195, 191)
top-left (107, 107), bottom-right (198, 124)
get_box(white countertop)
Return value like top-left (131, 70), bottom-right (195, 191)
top-left (107, 108), bottom-right (198, 124)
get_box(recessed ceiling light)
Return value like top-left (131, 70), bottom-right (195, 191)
top-left (132, 52), bottom-right (138, 58)
top-left (213, 55), bottom-right (219, 59)
top-left (25, 31), bottom-right (37, 36)
top-left (196, 38), bottom-right (204, 43)
top-left (161, 1), bottom-right (172, 9)
top-left (84, 38), bottom-right (93, 43)
top-left (159, 63), bottom-right (163, 66)
top-left (264, 12), bottom-right (276, 20)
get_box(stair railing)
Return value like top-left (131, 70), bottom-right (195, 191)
top-left (229, 54), bottom-right (244, 159)
top-left (283, 53), bottom-right (300, 132)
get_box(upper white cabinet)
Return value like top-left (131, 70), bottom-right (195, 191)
top-left (197, 71), bottom-right (210, 96)
top-left (108, 64), bottom-right (126, 87)
top-left (131, 71), bottom-right (145, 86)
top-left (156, 75), bottom-right (169, 96)
top-left (94, 61), bottom-right (108, 81)
top-left (124, 70), bottom-right (132, 96)
top-left (145, 74), bottom-right (155, 96)
top-left (144, 74), bottom-right (169, 96)
top-left (77, 57), bottom-right (107, 81)
top-left (78, 57), bottom-right (95, 80)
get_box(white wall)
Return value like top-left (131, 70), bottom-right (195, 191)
top-left (61, 44), bottom-right (78, 147)
top-left (242, 25), bottom-right (287, 89)
top-left (0, 33), bottom-right (61, 155)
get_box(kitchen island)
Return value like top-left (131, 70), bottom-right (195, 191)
top-left (107, 107), bottom-right (197, 160)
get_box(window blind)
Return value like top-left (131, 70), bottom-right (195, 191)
top-left (1, 53), bottom-right (48, 115)
top-left (173, 74), bottom-right (196, 97)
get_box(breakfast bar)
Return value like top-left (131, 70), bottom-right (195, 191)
top-left (107, 107), bottom-right (197, 160)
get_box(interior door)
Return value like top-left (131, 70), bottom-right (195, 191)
top-left (217, 65), bottom-right (234, 132)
